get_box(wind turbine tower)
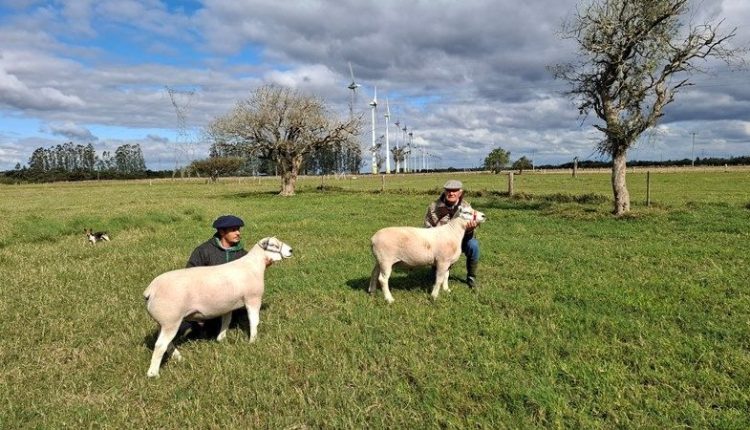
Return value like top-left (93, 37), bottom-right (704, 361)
top-left (369, 86), bottom-right (378, 175)
top-left (394, 120), bottom-right (401, 173)
top-left (402, 124), bottom-right (408, 173)
top-left (384, 97), bottom-right (391, 174)
top-left (408, 131), bottom-right (414, 172)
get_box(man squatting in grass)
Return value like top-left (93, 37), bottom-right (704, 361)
top-left (178, 214), bottom-right (248, 336)
top-left (424, 180), bottom-right (481, 288)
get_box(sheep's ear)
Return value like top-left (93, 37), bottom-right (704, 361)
top-left (259, 238), bottom-right (270, 249)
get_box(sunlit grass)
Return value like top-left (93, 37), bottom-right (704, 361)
top-left (0, 170), bottom-right (748, 428)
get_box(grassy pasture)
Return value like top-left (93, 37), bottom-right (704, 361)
top-left (1, 170), bottom-right (749, 428)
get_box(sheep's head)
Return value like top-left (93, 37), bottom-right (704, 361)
top-left (456, 206), bottom-right (487, 224)
top-left (259, 237), bottom-right (294, 262)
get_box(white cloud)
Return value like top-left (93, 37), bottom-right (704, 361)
top-left (0, 66), bottom-right (85, 110)
top-left (41, 121), bottom-right (98, 141)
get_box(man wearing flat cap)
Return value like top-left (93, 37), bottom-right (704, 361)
top-left (424, 180), bottom-right (481, 288)
top-left (181, 215), bottom-right (248, 336)
top-left (186, 214), bottom-right (248, 267)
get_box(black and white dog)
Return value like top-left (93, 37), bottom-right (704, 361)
top-left (85, 228), bottom-right (110, 244)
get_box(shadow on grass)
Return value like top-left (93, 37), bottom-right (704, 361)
top-left (142, 304), bottom-right (270, 353)
top-left (220, 191), bottom-right (284, 199)
top-left (346, 267), bottom-right (470, 295)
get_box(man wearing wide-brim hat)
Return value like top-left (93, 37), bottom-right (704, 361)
top-left (424, 180), bottom-right (481, 288)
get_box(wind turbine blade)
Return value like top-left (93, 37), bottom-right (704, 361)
top-left (385, 97), bottom-right (390, 116)
top-left (349, 62), bottom-right (355, 82)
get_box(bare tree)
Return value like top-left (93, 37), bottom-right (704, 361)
top-left (551, 0), bottom-right (743, 215)
top-left (207, 85), bottom-right (362, 195)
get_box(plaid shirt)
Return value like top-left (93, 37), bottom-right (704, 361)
top-left (424, 193), bottom-right (475, 238)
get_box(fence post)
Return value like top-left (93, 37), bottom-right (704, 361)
top-left (646, 171), bottom-right (651, 207)
top-left (381, 174), bottom-right (385, 192)
top-left (572, 157), bottom-right (578, 178)
top-left (508, 172), bottom-right (514, 196)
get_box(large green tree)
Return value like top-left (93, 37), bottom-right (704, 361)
top-left (483, 147), bottom-right (510, 173)
top-left (207, 85), bottom-right (362, 196)
top-left (189, 157), bottom-right (244, 182)
top-left (551, 0), bottom-right (741, 215)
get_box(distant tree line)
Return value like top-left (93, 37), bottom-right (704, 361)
top-left (539, 156), bottom-right (750, 170)
top-left (3, 141), bottom-right (749, 185)
top-left (1, 142), bottom-right (165, 183)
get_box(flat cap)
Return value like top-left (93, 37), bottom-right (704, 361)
top-left (443, 179), bottom-right (463, 190)
top-left (212, 215), bottom-right (245, 229)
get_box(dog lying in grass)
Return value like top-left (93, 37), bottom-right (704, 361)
top-left (84, 228), bottom-right (110, 244)
top-left (143, 236), bottom-right (293, 378)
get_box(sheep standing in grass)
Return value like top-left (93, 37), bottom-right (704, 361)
top-left (143, 237), bottom-right (293, 378)
top-left (369, 206), bottom-right (486, 303)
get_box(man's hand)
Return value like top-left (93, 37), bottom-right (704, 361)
top-left (465, 220), bottom-right (478, 231)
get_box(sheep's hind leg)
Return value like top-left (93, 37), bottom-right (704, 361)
top-left (216, 313), bottom-right (232, 341)
top-left (147, 324), bottom-right (180, 378)
top-left (368, 263), bottom-right (380, 294)
top-left (378, 264), bottom-right (395, 303)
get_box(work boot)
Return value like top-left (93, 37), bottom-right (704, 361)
top-left (466, 260), bottom-right (479, 288)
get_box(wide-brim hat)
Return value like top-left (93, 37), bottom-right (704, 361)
top-left (443, 179), bottom-right (463, 190)
top-left (212, 215), bottom-right (244, 229)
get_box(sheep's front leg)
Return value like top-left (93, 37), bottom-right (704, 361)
top-left (442, 269), bottom-right (451, 292)
top-left (216, 313), bottom-right (232, 341)
top-left (147, 324), bottom-right (180, 378)
top-left (246, 299), bottom-right (262, 342)
top-left (431, 264), bottom-right (450, 300)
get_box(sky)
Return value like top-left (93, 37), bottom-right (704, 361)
top-left (1, 0), bottom-right (749, 172)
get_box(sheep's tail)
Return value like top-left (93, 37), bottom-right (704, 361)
top-left (143, 281), bottom-right (156, 302)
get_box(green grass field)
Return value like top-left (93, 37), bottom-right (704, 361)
top-left (1, 170), bottom-right (749, 428)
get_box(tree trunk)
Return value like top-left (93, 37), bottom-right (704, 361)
top-left (279, 158), bottom-right (301, 196)
top-left (611, 151), bottom-right (630, 215)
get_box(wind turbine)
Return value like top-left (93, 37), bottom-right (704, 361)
top-left (369, 86), bottom-right (378, 175)
top-left (347, 62), bottom-right (360, 119)
top-left (384, 97), bottom-right (391, 174)
top-left (409, 131), bottom-right (419, 172)
top-left (402, 124), bottom-right (408, 173)
top-left (394, 120), bottom-right (401, 173)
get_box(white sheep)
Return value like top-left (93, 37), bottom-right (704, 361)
top-left (369, 206), bottom-right (486, 303)
top-left (143, 236), bottom-right (293, 378)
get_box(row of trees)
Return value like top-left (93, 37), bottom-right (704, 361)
top-left (7, 142), bottom-right (150, 182)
